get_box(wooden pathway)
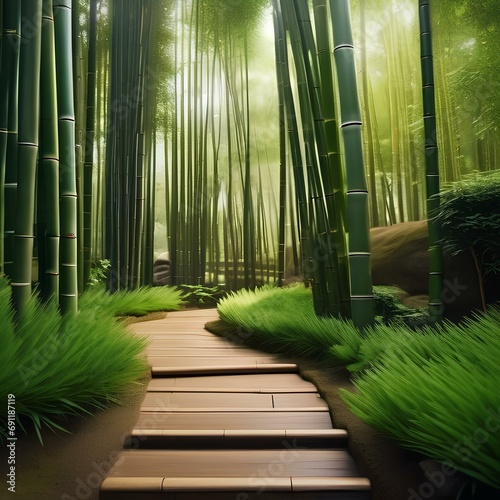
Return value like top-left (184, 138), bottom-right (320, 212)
top-left (100, 309), bottom-right (371, 499)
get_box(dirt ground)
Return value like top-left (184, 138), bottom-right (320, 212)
top-left (0, 379), bottom-right (147, 500)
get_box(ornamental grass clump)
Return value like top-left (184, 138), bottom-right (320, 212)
top-left (217, 285), bottom-right (363, 360)
top-left (0, 279), bottom-right (153, 443)
top-left (342, 307), bottom-right (500, 489)
top-left (78, 285), bottom-right (183, 317)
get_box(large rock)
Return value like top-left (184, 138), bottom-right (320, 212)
top-left (370, 221), bottom-right (486, 321)
top-left (153, 252), bottom-right (170, 286)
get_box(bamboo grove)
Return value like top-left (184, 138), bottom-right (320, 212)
top-left (0, 0), bottom-right (499, 325)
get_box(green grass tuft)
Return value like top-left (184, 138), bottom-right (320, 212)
top-left (342, 310), bottom-right (500, 489)
top-left (79, 285), bottom-right (184, 317)
top-left (1, 282), bottom-right (183, 443)
top-left (217, 284), bottom-right (363, 361)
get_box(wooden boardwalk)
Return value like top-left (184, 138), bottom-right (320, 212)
top-left (100, 309), bottom-right (371, 499)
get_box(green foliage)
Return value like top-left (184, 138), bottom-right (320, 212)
top-left (87, 258), bottom-right (111, 287)
top-left (217, 285), bottom-right (363, 360)
top-left (373, 286), bottom-right (428, 327)
top-left (178, 284), bottom-right (227, 307)
top-left (0, 278), bottom-right (149, 443)
top-left (342, 307), bottom-right (500, 490)
top-left (438, 170), bottom-right (500, 277)
top-left (79, 285), bottom-right (184, 317)
top-left (199, 0), bottom-right (270, 45)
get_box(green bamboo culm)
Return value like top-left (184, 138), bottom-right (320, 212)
top-left (38, 0), bottom-right (60, 303)
top-left (83, 0), bottom-right (97, 289)
top-left (0, 1), bottom-right (21, 278)
top-left (290, 0), bottom-right (343, 318)
top-left (419, 0), bottom-right (443, 323)
top-left (105, 0), bottom-right (156, 292)
top-left (11, 0), bottom-right (43, 318)
top-left (54, 0), bottom-right (78, 315)
top-left (330, 0), bottom-right (374, 329)
top-left (272, 0), bottom-right (311, 287)
top-left (312, 0), bottom-right (350, 318)
top-left (274, 0), bottom-right (287, 288)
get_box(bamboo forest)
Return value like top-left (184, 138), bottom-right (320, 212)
top-left (1, 1), bottom-right (500, 499)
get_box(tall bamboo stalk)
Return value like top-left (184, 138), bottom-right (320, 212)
top-left (330, 0), bottom-right (374, 328)
top-left (83, 0), bottom-right (97, 288)
top-left (312, 0), bottom-right (351, 316)
top-left (12, 0), bottom-right (43, 318)
top-left (1, 1), bottom-right (21, 279)
top-left (272, 0), bottom-right (311, 286)
top-left (38, 0), bottom-right (60, 303)
top-left (419, 0), bottom-right (442, 322)
top-left (274, 4), bottom-right (287, 287)
top-left (71, 0), bottom-right (85, 294)
top-left (358, 0), bottom-right (379, 227)
top-left (105, 0), bottom-right (157, 292)
top-left (54, 0), bottom-right (78, 315)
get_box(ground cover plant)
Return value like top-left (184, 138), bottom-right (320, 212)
top-left (217, 285), bottom-right (363, 360)
top-left (177, 284), bottom-right (228, 307)
top-left (79, 285), bottom-right (183, 317)
top-left (216, 284), bottom-right (500, 493)
top-left (0, 280), bottom-right (183, 443)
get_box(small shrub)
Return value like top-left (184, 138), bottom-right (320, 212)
top-left (88, 259), bottom-right (111, 287)
top-left (178, 284), bottom-right (227, 307)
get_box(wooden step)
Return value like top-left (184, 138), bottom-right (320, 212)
top-left (147, 373), bottom-right (318, 394)
top-left (135, 411), bottom-right (333, 431)
top-left (103, 449), bottom-right (363, 478)
top-left (140, 391), bottom-right (328, 412)
top-left (100, 476), bottom-right (371, 499)
top-left (151, 362), bottom-right (299, 377)
top-left (124, 428), bottom-right (349, 449)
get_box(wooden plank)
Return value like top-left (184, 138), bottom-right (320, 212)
top-left (140, 392), bottom-right (274, 410)
top-left (273, 394), bottom-right (328, 409)
top-left (149, 356), bottom-right (285, 367)
top-left (147, 340), bottom-right (242, 348)
top-left (145, 348), bottom-right (270, 356)
top-left (135, 411), bottom-right (333, 430)
top-left (147, 374), bottom-right (318, 393)
top-left (107, 449), bottom-right (361, 478)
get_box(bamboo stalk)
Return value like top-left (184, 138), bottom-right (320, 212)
top-left (330, 0), bottom-right (374, 328)
top-left (419, 0), bottom-right (443, 323)
top-left (54, 0), bottom-right (78, 315)
top-left (1, 1), bottom-right (21, 280)
top-left (38, 0), bottom-right (60, 303)
top-left (12, 0), bottom-right (43, 318)
top-left (274, 7), bottom-right (287, 287)
top-left (83, 0), bottom-right (97, 288)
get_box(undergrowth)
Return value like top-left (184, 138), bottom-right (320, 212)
top-left (0, 280), bottom-right (183, 443)
top-left (79, 285), bottom-right (183, 317)
top-left (342, 310), bottom-right (500, 489)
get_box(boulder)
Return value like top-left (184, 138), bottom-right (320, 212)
top-left (370, 221), bottom-right (486, 321)
top-left (153, 252), bottom-right (170, 286)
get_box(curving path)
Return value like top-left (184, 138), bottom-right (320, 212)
top-left (100, 308), bottom-right (371, 499)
